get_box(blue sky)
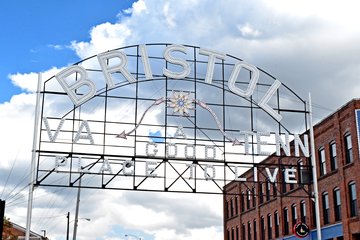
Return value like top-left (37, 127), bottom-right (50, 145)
top-left (0, 0), bottom-right (134, 102)
top-left (1, 1), bottom-right (360, 240)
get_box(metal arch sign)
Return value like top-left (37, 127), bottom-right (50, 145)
top-left (35, 43), bottom-right (311, 194)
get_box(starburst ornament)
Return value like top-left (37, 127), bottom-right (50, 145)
top-left (169, 91), bottom-right (193, 115)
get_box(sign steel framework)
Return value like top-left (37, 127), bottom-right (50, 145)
top-left (24, 43), bottom-right (322, 240)
top-left (33, 43), bottom-right (313, 196)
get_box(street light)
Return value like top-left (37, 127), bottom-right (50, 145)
top-left (66, 211), bottom-right (91, 240)
top-left (73, 217), bottom-right (91, 240)
top-left (124, 234), bottom-right (142, 240)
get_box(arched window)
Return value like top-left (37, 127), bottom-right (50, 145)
top-left (247, 189), bottom-right (251, 210)
top-left (267, 214), bottom-right (272, 239)
top-left (253, 219), bottom-right (257, 240)
top-left (333, 187), bottom-right (341, 221)
top-left (241, 192), bottom-right (245, 212)
top-left (242, 223), bottom-right (246, 240)
top-left (266, 179), bottom-right (271, 201)
top-left (344, 133), bottom-right (353, 164)
top-left (322, 192), bottom-right (330, 224)
top-left (329, 141), bottom-right (337, 171)
top-left (283, 207), bottom-right (289, 235)
top-left (318, 147), bottom-right (326, 176)
top-left (300, 200), bottom-right (306, 223)
top-left (297, 159), bottom-right (303, 184)
top-left (247, 221), bottom-right (251, 240)
top-left (291, 204), bottom-right (297, 226)
top-left (230, 198), bottom-right (234, 217)
top-left (235, 196), bottom-right (238, 215)
top-left (252, 186), bottom-right (256, 208)
top-left (349, 181), bottom-right (358, 217)
top-left (260, 216), bottom-right (265, 240)
top-left (274, 211), bottom-right (280, 238)
top-left (259, 182), bottom-right (264, 204)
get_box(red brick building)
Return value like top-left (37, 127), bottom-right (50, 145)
top-left (2, 219), bottom-right (47, 240)
top-left (224, 99), bottom-right (360, 240)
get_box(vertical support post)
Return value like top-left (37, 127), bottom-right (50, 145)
top-left (308, 93), bottom-right (322, 240)
top-left (25, 73), bottom-right (42, 240)
top-left (0, 200), bottom-right (5, 240)
top-left (66, 212), bottom-right (70, 240)
top-left (73, 177), bottom-right (81, 240)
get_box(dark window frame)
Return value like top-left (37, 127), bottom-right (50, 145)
top-left (274, 211), bottom-right (280, 238)
top-left (267, 214), bottom-right (272, 240)
top-left (333, 187), bottom-right (341, 221)
top-left (283, 207), bottom-right (289, 235)
top-left (291, 204), bottom-right (297, 227)
top-left (322, 192), bottom-right (330, 224)
top-left (318, 147), bottom-right (326, 176)
top-left (349, 181), bottom-right (358, 217)
top-left (300, 200), bottom-right (306, 223)
top-left (260, 216), bottom-right (265, 240)
top-left (344, 133), bottom-right (353, 164)
top-left (329, 141), bottom-right (337, 171)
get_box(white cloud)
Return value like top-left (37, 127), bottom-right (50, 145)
top-left (3, 0), bottom-right (360, 240)
top-left (237, 23), bottom-right (262, 38)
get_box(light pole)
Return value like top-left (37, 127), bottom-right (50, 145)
top-left (124, 234), bottom-right (142, 240)
top-left (66, 212), bottom-right (70, 240)
top-left (72, 217), bottom-right (90, 240)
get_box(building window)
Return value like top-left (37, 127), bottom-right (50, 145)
top-left (291, 204), bottom-right (297, 227)
top-left (241, 192), bottom-right (245, 213)
top-left (260, 216), bottom-right (265, 240)
top-left (225, 201), bottom-right (229, 219)
top-left (236, 226), bottom-right (239, 240)
top-left (242, 223), bottom-right (246, 240)
top-left (235, 197), bottom-right (238, 215)
top-left (274, 211), bottom-right (280, 238)
top-left (273, 181), bottom-right (278, 197)
top-left (227, 229), bottom-right (230, 240)
top-left (297, 159), bottom-right (303, 185)
top-left (311, 200), bottom-right (316, 227)
top-left (344, 133), bottom-right (353, 164)
top-left (266, 180), bottom-right (271, 201)
top-left (322, 192), bottom-right (330, 224)
top-left (329, 141), bottom-right (337, 171)
top-left (281, 168), bottom-right (287, 193)
top-left (283, 207), bottom-right (289, 235)
top-left (254, 219), bottom-right (257, 240)
top-left (230, 198), bottom-right (234, 217)
top-left (247, 189), bottom-right (251, 210)
top-left (333, 187), bottom-right (341, 221)
top-left (318, 148), bottom-right (326, 176)
top-left (349, 181), bottom-right (358, 217)
top-left (231, 227), bottom-right (235, 240)
top-left (259, 183), bottom-right (264, 204)
top-left (300, 200), bottom-right (306, 223)
top-left (289, 167), bottom-right (295, 190)
top-left (248, 221), bottom-right (251, 240)
top-left (267, 214), bottom-right (272, 240)
top-left (252, 186), bottom-right (256, 208)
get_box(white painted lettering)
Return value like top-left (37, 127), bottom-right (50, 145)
top-left (163, 45), bottom-right (191, 79)
top-left (55, 65), bottom-right (96, 106)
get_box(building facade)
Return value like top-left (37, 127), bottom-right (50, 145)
top-left (224, 99), bottom-right (360, 240)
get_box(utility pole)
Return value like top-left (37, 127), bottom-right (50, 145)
top-left (73, 177), bottom-right (81, 240)
top-left (308, 93), bottom-right (322, 240)
top-left (0, 200), bottom-right (5, 240)
top-left (66, 212), bottom-right (70, 240)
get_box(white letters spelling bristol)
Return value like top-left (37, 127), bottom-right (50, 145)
top-left (55, 44), bottom-right (282, 121)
